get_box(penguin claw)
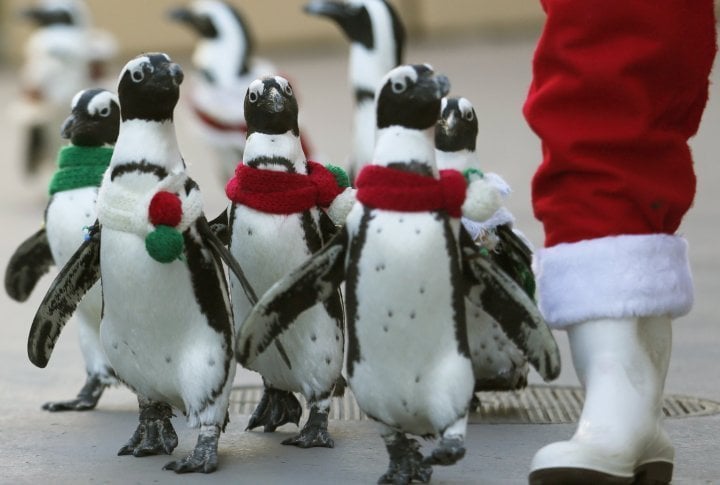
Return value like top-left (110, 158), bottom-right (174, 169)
top-left (42, 374), bottom-right (108, 412)
top-left (282, 405), bottom-right (334, 448)
top-left (423, 437), bottom-right (466, 466)
top-left (118, 403), bottom-right (178, 457)
top-left (163, 426), bottom-right (220, 474)
top-left (246, 387), bottom-right (302, 432)
top-left (379, 434), bottom-right (433, 484)
top-left (282, 427), bottom-right (334, 448)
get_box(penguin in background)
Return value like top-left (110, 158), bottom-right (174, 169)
top-left (237, 64), bottom-right (561, 483)
top-left (304, 0), bottom-right (405, 179)
top-left (170, 0), bottom-right (317, 182)
top-left (436, 96), bottom-right (537, 397)
top-left (12, 0), bottom-right (116, 176)
top-left (5, 88), bottom-right (120, 412)
top-left (225, 75), bottom-right (354, 448)
top-left (27, 53), bottom-right (256, 473)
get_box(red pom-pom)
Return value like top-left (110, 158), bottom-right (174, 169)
top-left (149, 191), bottom-right (182, 227)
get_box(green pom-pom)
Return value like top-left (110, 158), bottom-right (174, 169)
top-left (463, 168), bottom-right (484, 183)
top-left (145, 225), bottom-right (184, 263)
top-left (325, 164), bottom-right (350, 188)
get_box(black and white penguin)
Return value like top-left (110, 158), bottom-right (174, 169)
top-left (237, 64), bottom-right (561, 483)
top-left (169, 0), bottom-right (278, 181)
top-left (227, 75), bottom-right (352, 448)
top-left (14, 0), bottom-right (116, 176)
top-left (26, 53), bottom-right (253, 474)
top-left (5, 88), bottom-right (120, 411)
top-left (436, 96), bottom-right (535, 395)
top-left (304, 0), bottom-right (405, 179)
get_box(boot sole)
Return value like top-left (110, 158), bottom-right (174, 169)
top-left (528, 461), bottom-right (673, 485)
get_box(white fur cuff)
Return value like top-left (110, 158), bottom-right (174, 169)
top-left (533, 234), bottom-right (694, 328)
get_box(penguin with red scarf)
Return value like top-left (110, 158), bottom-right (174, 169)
top-left (225, 75), bottom-right (354, 448)
top-left (236, 64), bottom-right (560, 483)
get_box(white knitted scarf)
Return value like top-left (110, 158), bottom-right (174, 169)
top-left (96, 169), bottom-right (204, 237)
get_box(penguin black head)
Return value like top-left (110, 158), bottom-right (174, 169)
top-left (376, 64), bottom-right (450, 131)
top-left (244, 76), bottom-right (299, 137)
top-left (305, 0), bottom-right (404, 65)
top-left (20, 0), bottom-right (87, 27)
top-left (117, 53), bottom-right (184, 123)
top-left (435, 97), bottom-right (478, 153)
top-left (60, 89), bottom-right (120, 147)
top-left (169, 0), bottom-right (254, 76)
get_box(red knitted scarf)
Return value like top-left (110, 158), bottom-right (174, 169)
top-left (193, 105), bottom-right (248, 134)
top-left (356, 165), bottom-right (466, 218)
top-left (226, 161), bottom-right (343, 214)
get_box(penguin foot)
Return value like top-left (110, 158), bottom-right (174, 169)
top-left (163, 425), bottom-right (220, 474)
top-left (378, 433), bottom-right (433, 484)
top-left (424, 436), bottom-right (466, 466)
top-left (246, 387), bottom-right (302, 432)
top-left (118, 402), bottom-right (178, 457)
top-left (42, 374), bottom-right (108, 412)
top-left (468, 393), bottom-right (482, 413)
top-left (282, 406), bottom-right (334, 448)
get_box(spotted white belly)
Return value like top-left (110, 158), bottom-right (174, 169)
top-left (345, 204), bottom-right (474, 436)
top-left (99, 228), bottom-right (229, 417)
top-left (230, 205), bottom-right (343, 398)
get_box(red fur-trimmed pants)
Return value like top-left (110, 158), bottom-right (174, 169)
top-left (524, 1), bottom-right (716, 328)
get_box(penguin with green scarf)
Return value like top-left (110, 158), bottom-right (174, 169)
top-left (5, 88), bottom-right (120, 411)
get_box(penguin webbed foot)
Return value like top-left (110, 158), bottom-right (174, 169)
top-left (42, 373), bottom-right (108, 412)
top-left (246, 387), bottom-right (302, 432)
top-left (282, 405), bottom-right (334, 448)
top-left (423, 436), bottom-right (466, 466)
top-left (163, 425), bottom-right (220, 474)
top-left (378, 432), bottom-right (432, 484)
top-left (118, 401), bottom-right (178, 457)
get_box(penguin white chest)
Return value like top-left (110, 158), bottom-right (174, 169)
top-left (345, 204), bottom-right (473, 434)
top-left (98, 228), bottom-right (225, 410)
top-left (229, 205), bottom-right (316, 319)
top-left (229, 205), bottom-right (343, 396)
top-left (45, 187), bottom-right (98, 267)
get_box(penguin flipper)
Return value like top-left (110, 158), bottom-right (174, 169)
top-left (5, 228), bottom-right (54, 302)
top-left (207, 209), bottom-right (230, 246)
top-left (460, 228), bottom-right (560, 381)
top-left (236, 227), bottom-right (349, 367)
top-left (490, 224), bottom-right (535, 298)
top-left (196, 216), bottom-right (258, 305)
top-left (28, 226), bottom-right (101, 368)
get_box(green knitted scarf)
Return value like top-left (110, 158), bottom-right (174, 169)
top-left (48, 145), bottom-right (113, 195)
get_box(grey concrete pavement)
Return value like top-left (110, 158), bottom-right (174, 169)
top-left (1, 31), bottom-right (719, 484)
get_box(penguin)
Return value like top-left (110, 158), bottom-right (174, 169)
top-left (13, 0), bottom-right (116, 176)
top-left (226, 75), bottom-right (351, 448)
top-left (236, 64), bottom-right (561, 483)
top-left (27, 53), bottom-right (255, 474)
top-left (5, 88), bottom-right (120, 411)
top-left (436, 96), bottom-right (536, 396)
top-left (169, 0), bottom-right (286, 181)
top-left (304, 0), bottom-right (405, 179)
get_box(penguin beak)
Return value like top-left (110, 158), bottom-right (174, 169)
top-left (20, 6), bottom-right (76, 27)
top-left (60, 114), bottom-right (76, 140)
top-left (265, 87), bottom-right (286, 113)
top-left (304, 1), bottom-right (362, 27)
top-left (434, 75), bottom-right (451, 100)
top-left (168, 7), bottom-right (218, 38)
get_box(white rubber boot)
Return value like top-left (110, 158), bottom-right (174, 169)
top-left (529, 316), bottom-right (674, 484)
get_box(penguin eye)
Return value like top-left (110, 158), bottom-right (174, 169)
top-left (392, 80), bottom-right (407, 94)
top-left (248, 91), bottom-right (258, 103)
top-left (283, 84), bottom-right (293, 96)
top-left (131, 69), bottom-right (145, 83)
top-left (99, 107), bottom-right (111, 117)
top-left (464, 110), bottom-right (475, 121)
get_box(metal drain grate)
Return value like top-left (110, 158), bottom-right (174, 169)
top-left (229, 384), bottom-right (720, 425)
